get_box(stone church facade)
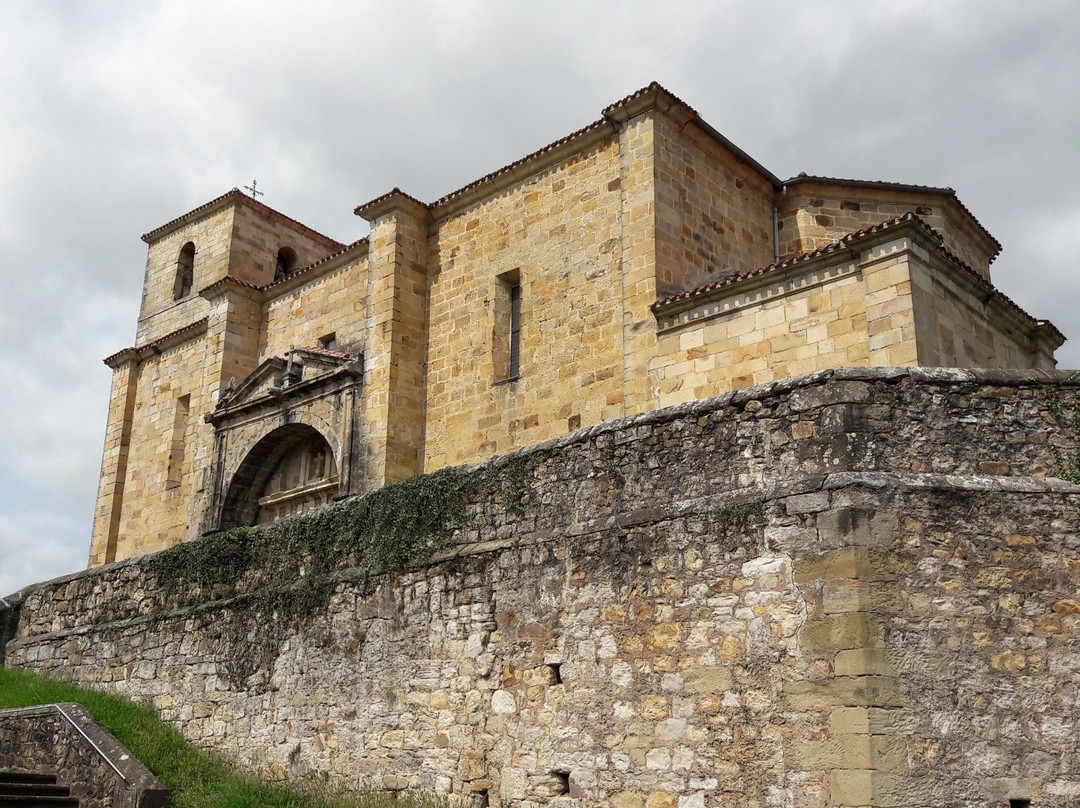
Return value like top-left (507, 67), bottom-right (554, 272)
top-left (89, 82), bottom-right (1064, 568)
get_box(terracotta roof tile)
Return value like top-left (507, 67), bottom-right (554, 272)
top-left (653, 213), bottom-right (925, 309)
top-left (198, 277), bottom-right (262, 298)
top-left (652, 213), bottom-right (1052, 336)
top-left (601, 80), bottom-right (700, 119)
top-left (104, 318), bottom-right (209, 367)
top-left (429, 120), bottom-right (615, 212)
top-left (260, 238), bottom-right (369, 292)
top-left (783, 174), bottom-right (1001, 259)
top-left (353, 188), bottom-right (429, 218)
top-left (294, 345), bottom-right (353, 361)
top-left (141, 188), bottom-right (344, 249)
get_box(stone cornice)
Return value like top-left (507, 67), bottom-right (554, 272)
top-left (651, 214), bottom-right (1061, 346)
top-left (206, 361), bottom-right (362, 426)
top-left (354, 188), bottom-right (432, 223)
top-left (103, 318), bottom-right (209, 368)
top-left (198, 276), bottom-right (263, 302)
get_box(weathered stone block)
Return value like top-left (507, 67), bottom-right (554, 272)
top-left (681, 667), bottom-right (733, 694)
top-left (834, 649), bottom-right (891, 676)
top-left (783, 676), bottom-right (905, 708)
top-left (801, 613), bottom-right (885, 651)
top-left (786, 735), bottom-right (872, 768)
top-left (817, 508), bottom-right (899, 549)
top-left (829, 768), bottom-right (873, 807)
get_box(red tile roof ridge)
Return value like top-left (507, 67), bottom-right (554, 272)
top-left (651, 213), bottom-right (1052, 335)
top-left (103, 317), bottom-right (210, 366)
top-left (428, 81), bottom-right (774, 215)
top-left (601, 81), bottom-right (700, 119)
top-left (652, 213), bottom-right (932, 309)
top-left (102, 346), bottom-right (136, 366)
top-left (429, 119), bottom-right (615, 211)
top-left (354, 188), bottom-right (429, 217)
top-left (371, 82), bottom-right (778, 220)
top-left (784, 173), bottom-right (952, 195)
top-left (936, 243), bottom-right (1065, 341)
top-left (260, 238), bottom-right (369, 292)
top-left (141, 188), bottom-right (344, 249)
top-left (199, 277), bottom-right (262, 296)
top-left (782, 174), bottom-right (1001, 258)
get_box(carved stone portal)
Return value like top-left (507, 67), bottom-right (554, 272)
top-left (203, 347), bottom-right (364, 533)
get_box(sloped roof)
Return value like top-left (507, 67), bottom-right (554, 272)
top-left (141, 188), bottom-right (343, 248)
top-left (652, 213), bottom-right (1062, 342)
top-left (783, 174), bottom-right (1002, 259)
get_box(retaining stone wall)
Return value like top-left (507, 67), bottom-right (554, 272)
top-left (3, 368), bottom-right (1080, 808)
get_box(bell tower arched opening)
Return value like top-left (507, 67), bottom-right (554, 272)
top-left (173, 241), bottom-right (195, 300)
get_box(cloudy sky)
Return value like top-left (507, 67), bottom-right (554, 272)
top-left (1, 1), bottom-right (1078, 596)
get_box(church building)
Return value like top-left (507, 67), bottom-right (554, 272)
top-left (89, 83), bottom-right (1064, 567)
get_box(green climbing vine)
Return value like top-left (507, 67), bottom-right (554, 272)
top-left (709, 501), bottom-right (765, 534)
top-left (143, 459), bottom-right (544, 688)
top-left (480, 449), bottom-right (549, 515)
top-left (1045, 371), bottom-right (1080, 485)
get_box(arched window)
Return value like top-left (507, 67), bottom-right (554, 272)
top-left (173, 242), bottom-right (195, 300)
top-left (220, 424), bottom-right (338, 528)
top-left (274, 246), bottom-right (297, 281)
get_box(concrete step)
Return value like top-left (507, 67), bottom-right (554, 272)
top-left (0, 772), bottom-right (77, 807)
top-left (0, 776), bottom-right (54, 786)
top-left (0, 784), bottom-right (73, 797)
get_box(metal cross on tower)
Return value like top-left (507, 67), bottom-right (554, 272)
top-left (243, 179), bottom-right (264, 199)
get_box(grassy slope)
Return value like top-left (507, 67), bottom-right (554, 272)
top-left (0, 668), bottom-right (427, 808)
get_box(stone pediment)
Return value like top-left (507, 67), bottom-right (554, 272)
top-left (212, 348), bottom-right (361, 418)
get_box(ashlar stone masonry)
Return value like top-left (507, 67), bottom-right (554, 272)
top-left (89, 83), bottom-right (1063, 567)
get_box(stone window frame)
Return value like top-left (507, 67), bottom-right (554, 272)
top-left (493, 268), bottom-right (522, 383)
top-left (173, 241), bottom-right (195, 300)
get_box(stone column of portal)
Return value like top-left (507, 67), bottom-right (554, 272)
top-left (88, 350), bottom-right (140, 567)
top-left (355, 190), bottom-right (431, 488)
top-left (196, 277), bottom-right (263, 535)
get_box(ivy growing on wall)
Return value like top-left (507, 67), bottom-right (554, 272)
top-left (1046, 371), bottom-right (1080, 485)
top-left (144, 455), bottom-right (548, 689)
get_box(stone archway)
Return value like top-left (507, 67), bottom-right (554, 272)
top-left (220, 423), bottom-right (338, 529)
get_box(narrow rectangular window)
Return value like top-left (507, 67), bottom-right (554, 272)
top-left (166, 394), bottom-right (190, 489)
top-left (494, 269), bottom-right (522, 382)
top-left (509, 281), bottom-right (521, 378)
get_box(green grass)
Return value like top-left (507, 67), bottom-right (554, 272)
top-left (0, 668), bottom-right (437, 808)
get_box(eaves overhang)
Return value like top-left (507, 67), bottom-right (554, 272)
top-left (103, 318), bottom-right (209, 368)
top-left (651, 213), bottom-right (1060, 344)
top-left (603, 82), bottom-right (783, 190)
top-left (781, 174), bottom-right (1002, 261)
top-left (141, 188), bottom-right (343, 249)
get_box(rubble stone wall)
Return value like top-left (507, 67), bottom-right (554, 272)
top-left (6, 368), bottom-right (1080, 808)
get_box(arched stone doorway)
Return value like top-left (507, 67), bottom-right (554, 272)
top-left (220, 424), bottom-right (338, 529)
